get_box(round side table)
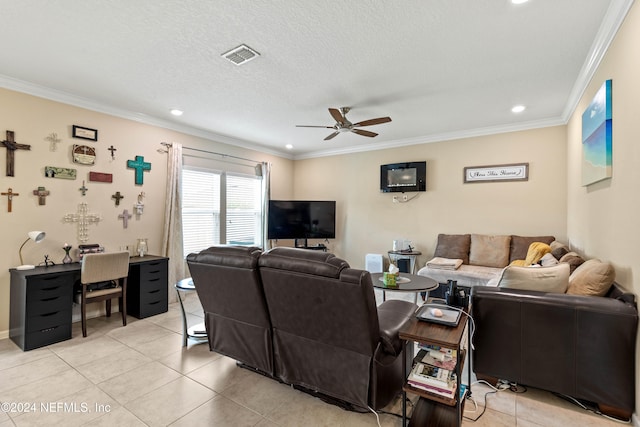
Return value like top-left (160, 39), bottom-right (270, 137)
top-left (174, 277), bottom-right (208, 347)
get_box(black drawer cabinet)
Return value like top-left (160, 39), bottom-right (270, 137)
top-left (127, 256), bottom-right (169, 319)
top-left (10, 266), bottom-right (78, 351)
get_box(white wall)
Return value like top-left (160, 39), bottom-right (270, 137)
top-left (0, 87), bottom-right (293, 337)
top-left (565, 1), bottom-right (640, 418)
top-left (292, 125), bottom-right (567, 269)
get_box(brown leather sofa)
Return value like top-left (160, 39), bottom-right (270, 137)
top-left (187, 246), bottom-right (417, 411)
top-left (471, 283), bottom-right (638, 420)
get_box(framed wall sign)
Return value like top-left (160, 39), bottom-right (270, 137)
top-left (463, 163), bottom-right (529, 183)
top-left (72, 144), bottom-right (96, 165)
top-left (72, 125), bottom-right (98, 141)
top-left (45, 166), bottom-right (77, 180)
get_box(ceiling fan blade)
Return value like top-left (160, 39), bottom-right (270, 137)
top-left (296, 125), bottom-right (334, 128)
top-left (352, 129), bottom-right (378, 138)
top-left (329, 108), bottom-right (345, 123)
top-left (352, 117), bottom-right (392, 127)
top-left (324, 131), bottom-right (340, 141)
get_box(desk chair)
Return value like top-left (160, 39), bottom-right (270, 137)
top-left (78, 251), bottom-right (130, 337)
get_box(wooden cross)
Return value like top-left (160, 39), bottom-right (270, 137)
top-left (1, 187), bottom-right (19, 212)
top-left (127, 155), bottom-right (151, 185)
top-left (1, 131), bottom-right (31, 177)
top-left (108, 145), bottom-right (117, 160)
top-left (79, 180), bottom-right (88, 196)
top-left (111, 191), bottom-right (124, 206)
top-left (118, 209), bottom-right (132, 228)
top-left (33, 186), bottom-right (50, 205)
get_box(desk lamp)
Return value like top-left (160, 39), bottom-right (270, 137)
top-left (18, 231), bottom-right (46, 270)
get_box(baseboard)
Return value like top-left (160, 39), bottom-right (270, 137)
top-left (632, 412), bottom-right (639, 427)
top-left (0, 329), bottom-right (8, 340)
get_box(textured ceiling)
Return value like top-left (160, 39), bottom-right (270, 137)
top-left (0, 1), bottom-right (632, 159)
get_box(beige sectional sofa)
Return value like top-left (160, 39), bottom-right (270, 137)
top-left (417, 233), bottom-right (556, 287)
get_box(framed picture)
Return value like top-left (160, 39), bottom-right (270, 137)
top-left (72, 125), bottom-right (98, 141)
top-left (582, 79), bottom-right (612, 186)
top-left (463, 163), bottom-right (529, 183)
top-left (45, 166), bottom-right (77, 180)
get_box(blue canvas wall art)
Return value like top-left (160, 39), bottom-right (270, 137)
top-left (582, 79), bottom-right (612, 186)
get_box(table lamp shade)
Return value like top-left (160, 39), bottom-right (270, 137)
top-left (19, 231), bottom-right (46, 268)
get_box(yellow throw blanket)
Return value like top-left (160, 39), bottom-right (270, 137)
top-left (510, 242), bottom-right (551, 267)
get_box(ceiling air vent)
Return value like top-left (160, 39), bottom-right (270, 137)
top-left (221, 44), bottom-right (260, 66)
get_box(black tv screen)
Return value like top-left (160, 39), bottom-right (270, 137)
top-left (268, 200), bottom-right (336, 240)
top-left (380, 161), bottom-right (426, 193)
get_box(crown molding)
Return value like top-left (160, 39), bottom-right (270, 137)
top-left (561, 0), bottom-right (635, 121)
top-left (293, 117), bottom-right (565, 160)
top-left (0, 74), bottom-right (294, 160)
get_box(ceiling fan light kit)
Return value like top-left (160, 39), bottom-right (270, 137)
top-left (297, 107), bottom-right (391, 141)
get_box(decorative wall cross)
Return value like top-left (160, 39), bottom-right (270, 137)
top-left (33, 186), bottom-right (50, 205)
top-left (118, 209), bottom-right (132, 228)
top-left (112, 191), bottom-right (124, 206)
top-left (127, 155), bottom-right (151, 185)
top-left (1, 131), bottom-right (30, 176)
top-left (108, 145), bottom-right (117, 160)
top-left (63, 202), bottom-right (102, 243)
top-left (1, 187), bottom-right (19, 212)
top-left (134, 191), bottom-right (145, 215)
top-left (45, 133), bottom-right (61, 151)
top-left (79, 180), bottom-right (88, 196)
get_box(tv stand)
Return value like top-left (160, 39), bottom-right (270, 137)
top-left (295, 239), bottom-right (327, 251)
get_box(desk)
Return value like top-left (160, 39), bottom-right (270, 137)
top-left (9, 255), bottom-right (169, 351)
top-left (371, 273), bottom-right (438, 304)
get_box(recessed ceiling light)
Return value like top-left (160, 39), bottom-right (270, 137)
top-left (170, 109), bottom-right (183, 116)
top-left (285, 144), bottom-right (293, 150)
top-left (511, 105), bottom-right (526, 113)
top-left (511, 0), bottom-right (529, 4)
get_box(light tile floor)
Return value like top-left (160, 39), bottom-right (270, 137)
top-left (0, 290), bottom-right (626, 426)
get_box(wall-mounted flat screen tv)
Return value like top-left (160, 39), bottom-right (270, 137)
top-left (267, 200), bottom-right (336, 240)
top-left (380, 161), bottom-right (426, 193)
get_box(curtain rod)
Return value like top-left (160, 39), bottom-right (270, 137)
top-left (160, 142), bottom-right (264, 164)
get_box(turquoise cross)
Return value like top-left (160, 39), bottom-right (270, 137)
top-left (127, 155), bottom-right (151, 185)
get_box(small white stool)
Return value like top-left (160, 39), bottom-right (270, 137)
top-left (174, 278), bottom-right (207, 347)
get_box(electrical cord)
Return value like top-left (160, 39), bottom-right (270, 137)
top-left (552, 392), bottom-right (631, 424)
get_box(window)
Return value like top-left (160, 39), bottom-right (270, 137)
top-left (182, 168), bottom-right (262, 257)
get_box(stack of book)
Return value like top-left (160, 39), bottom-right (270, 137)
top-left (408, 346), bottom-right (465, 400)
top-left (78, 244), bottom-right (105, 261)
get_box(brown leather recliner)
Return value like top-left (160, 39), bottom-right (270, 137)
top-left (471, 283), bottom-right (638, 420)
top-left (186, 246), bottom-right (274, 375)
top-left (258, 247), bottom-right (417, 410)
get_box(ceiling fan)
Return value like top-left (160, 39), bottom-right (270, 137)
top-left (296, 107), bottom-right (392, 141)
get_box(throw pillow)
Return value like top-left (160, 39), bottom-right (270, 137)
top-left (566, 259), bottom-right (615, 296)
top-left (509, 235), bottom-right (555, 263)
top-left (433, 234), bottom-right (471, 264)
top-left (539, 252), bottom-right (559, 267)
top-left (549, 241), bottom-right (570, 260)
top-left (559, 252), bottom-right (586, 274)
top-left (510, 242), bottom-right (552, 267)
top-left (469, 234), bottom-right (511, 268)
top-left (498, 263), bottom-right (569, 293)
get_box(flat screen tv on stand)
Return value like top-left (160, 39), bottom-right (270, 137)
top-left (267, 200), bottom-right (336, 249)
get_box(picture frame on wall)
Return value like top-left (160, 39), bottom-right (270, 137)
top-left (581, 79), bottom-right (612, 186)
top-left (72, 125), bottom-right (98, 141)
top-left (463, 163), bottom-right (529, 183)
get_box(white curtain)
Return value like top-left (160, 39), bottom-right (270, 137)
top-left (161, 142), bottom-right (186, 302)
top-left (258, 162), bottom-right (271, 250)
